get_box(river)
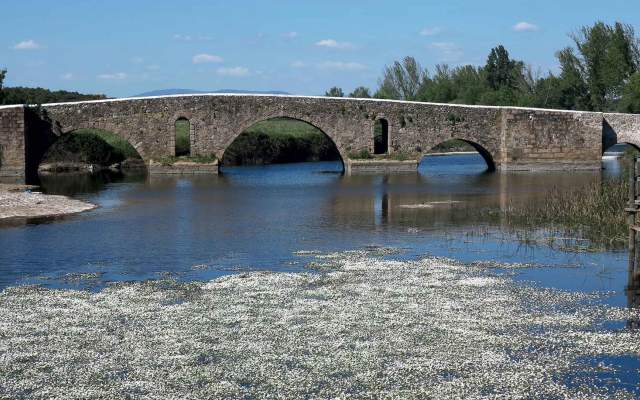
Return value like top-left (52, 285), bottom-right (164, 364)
top-left (1, 153), bottom-right (638, 396)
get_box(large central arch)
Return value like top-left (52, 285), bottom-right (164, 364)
top-left (220, 115), bottom-right (347, 171)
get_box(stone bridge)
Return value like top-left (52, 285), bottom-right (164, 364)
top-left (1, 93), bottom-right (639, 181)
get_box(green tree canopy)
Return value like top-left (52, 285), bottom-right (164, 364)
top-left (374, 56), bottom-right (427, 100)
top-left (348, 86), bottom-right (371, 98)
top-left (0, 69), bottom-right (6, 104)
top-left (325, 87), bottom-right (344, 97)
top-left (562, 21), bottom-right (640, 111)
top-left (619, 72), bottom-right (640, 113)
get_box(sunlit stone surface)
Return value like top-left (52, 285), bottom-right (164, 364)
top-left (0, 250), bottom-right (638, 399)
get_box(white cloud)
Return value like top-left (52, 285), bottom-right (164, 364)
top-left (174, 34), bottom-right (213, 42)
top-left (13, 39), bottom-right (41, 50)
top-left (315, 39), bottom-right (354, 49)
top-left (283, 31), bottom-right (298, 39)
top-left (317, 61), bottom-right (367, 71)
top-left (290, 60), bottom-right (306, 68)
top-left (97, 72), bottom-right (127, 80)
top-left (146, 65), bottom-right (160, 71)
top-left (61, 73), bottom-right (74, 80)
top-left (428, 42), bottom-right (464, 63)
top-left (192, 53), bottom-right (223, 64)
top-left (420, 27), bottom-right (442, 36)
top-left (131, 57), bottom-right (144, 64)
top-left (217, 66), bottom-right (250, 77)
top-left (513, 22), bottom-right (539, 32)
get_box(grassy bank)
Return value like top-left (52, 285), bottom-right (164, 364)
top-left (222, 118), bottom-right (340, 166)
top-left (42, 129), bottom-right (141, 167)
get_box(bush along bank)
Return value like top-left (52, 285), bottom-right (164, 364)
top-left (38, 129), bottom-right (144, 173)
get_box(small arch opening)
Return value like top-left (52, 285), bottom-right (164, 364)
top-left (374, 119), bottom-right (389, 155)
top-left (221, 117), bottom-right (343, 172)
top-left (422, 139), bottom-right (496, 173)
top-left (175, 118), bottom-right (191, 156)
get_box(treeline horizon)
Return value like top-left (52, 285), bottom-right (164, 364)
top-left (326, 21), bottom-right (640, 114)
top-left (1, 20), bottom-right (639, 113)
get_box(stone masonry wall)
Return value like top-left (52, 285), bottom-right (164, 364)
top-left (501, 109), bottom-right (603, 170)
top-left (0, 106), bottom-right (25, 177)
top-left (2, 94), bottom-right (637, 178)
top-left (604, 113), bottom-right (640, 150)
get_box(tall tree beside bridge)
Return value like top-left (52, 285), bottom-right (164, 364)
top-left (0, 69), bottom-right (6, 104)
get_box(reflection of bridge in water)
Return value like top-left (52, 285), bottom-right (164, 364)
top-left (327, 170), bottom-right (601, 229)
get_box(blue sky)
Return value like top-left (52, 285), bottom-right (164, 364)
top-left (1, 0), bottom-right (637, 97)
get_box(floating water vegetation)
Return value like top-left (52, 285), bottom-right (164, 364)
top-left (0, 250), bottom-right (638, 398)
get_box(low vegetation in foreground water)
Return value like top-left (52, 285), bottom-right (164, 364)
top-left (502, 178), bottom-right (628, 250)
top-left (1, 249), bottom-right (638, 399)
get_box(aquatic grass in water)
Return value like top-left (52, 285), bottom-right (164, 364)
top-left (503, 179), bottom-right (629, 250)
top-left (0, 251), bottom-right (639, 399)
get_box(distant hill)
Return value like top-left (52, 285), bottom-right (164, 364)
top-left (134, 89), bottom-right (290, 97)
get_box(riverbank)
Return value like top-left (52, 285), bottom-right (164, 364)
top-left (1, 249), bottom-right (637, 398)
top-left (0, 184), bottom-right (96, 221)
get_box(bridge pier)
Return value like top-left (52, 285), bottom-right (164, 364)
top-left (345, 159), bottom-right (419, 174)
top-left (147, 161), bottom-right (219, 175)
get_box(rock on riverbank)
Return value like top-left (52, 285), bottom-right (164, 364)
top-left (0, 184), bottom-right (96, 221)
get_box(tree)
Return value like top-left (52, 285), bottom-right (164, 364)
top-left (563, 21), bottom-right (640, 111)
top-left (348, 86), bottom-right (371, 98)
top-left (325, 87), bottom-right (344, 97)
top-left (374, 56), bottom-right (427, 100)
top-left (0, 69), bottom-right (6, 104)
top-left (485, 45), bottom-right (521, 90)
top-left (619, 72), bottom-right (640, 113)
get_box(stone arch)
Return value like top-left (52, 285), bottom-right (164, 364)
top-left (425, 138), bottom-right (496, 172)
top-left (220, 115), bottom-right (347, 169)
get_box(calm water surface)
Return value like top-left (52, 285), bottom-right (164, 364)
top-left (2, 154), bottom-right (638, 393)
top-left (0, 155), bottom-right (634, 306)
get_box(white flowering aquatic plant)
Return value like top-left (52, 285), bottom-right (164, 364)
top-left (0, 250), bottom-right (638, 399)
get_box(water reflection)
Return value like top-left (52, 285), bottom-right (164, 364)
top-left (0, 155), bottom-right (629, 302)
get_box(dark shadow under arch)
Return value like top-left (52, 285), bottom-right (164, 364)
top-left (425, 138), bottom-right (496, 172)
top-left (33, 127), bottom-right (144, 180)
top-left (220, 116), bottom-right (345, 172)
top-left (374, 118), bottom-right (389, 155)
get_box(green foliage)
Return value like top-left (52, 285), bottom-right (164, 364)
top-left (348, 149), bottom-right (373, 160)
top-left (222, 118), bottom-right (340, 166)
top-left (1, 86), bottom-right (106, 105)
top-left (375, 56), bottom-right (426, 100)
top-left (619, 72), bottom-right (640, 113)
top-left (325, 87), bottom-right (344, 97)
top-left (42, 129), bottom-right (140, 166)
top-left (503, 178), bottom-right (629, 250)
top-left (567, 22), bottom-right (640, 111)
top-left (175, 119), bottom-right (191, 156)
top-left (348, 86), bottom-right (371, 98)
top-left (363, 21), bottom-right (639, 114)
top-left (0, 69), bottom-right (6, 104)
